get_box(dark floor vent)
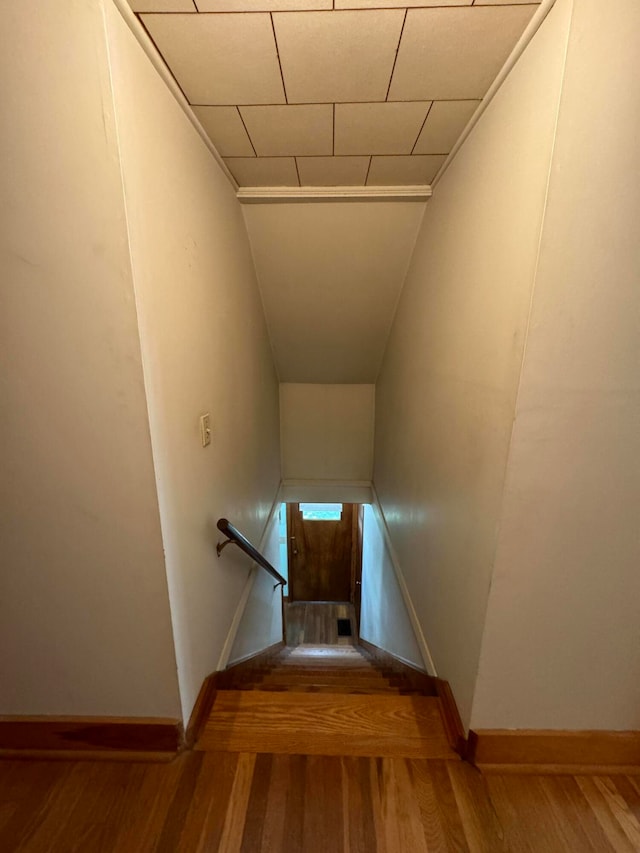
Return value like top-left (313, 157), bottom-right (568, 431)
top-left (337, 618), bottom-right (352, 637)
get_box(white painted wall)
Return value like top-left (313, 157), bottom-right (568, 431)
top-left (227, 505), bottom-right (284, 666)
top-left (281, 384), bottom-right (375, 482)
top-left (360, 506), bottom-right (424, 670)
top-left (373, 0), bottom-right (573, 728)
top-left (281, 483), bottom-right (373, 504)
top-left (0, 0), bottom-right (180, 717)
top-left (471, 0), bottom-right (640, 731)
top-left (106, 4), bottom-right (281, 724)
top-left (243, 203), bottom-right (425, 383)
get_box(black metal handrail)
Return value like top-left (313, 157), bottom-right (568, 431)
top-left (216, 518), bottom-right (286, 589)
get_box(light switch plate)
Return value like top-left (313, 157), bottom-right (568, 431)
top-left (200, 413), bottom-right (212, 447)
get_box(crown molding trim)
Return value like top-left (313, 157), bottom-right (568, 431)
top-left (236, 186), bottom-right (432, 204)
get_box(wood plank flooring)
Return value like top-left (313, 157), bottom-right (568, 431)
top-left (3, 753), bottom-right (640, 851)
top-left (285, 601), bottom-right (356, 646)
top-left (198, 691), bottom-right (453, 758)
top-left (3, 606), bottom-right (639, 851)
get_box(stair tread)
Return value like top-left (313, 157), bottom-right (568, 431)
top-left (258, 671), bottom-right (391, 681)
top-left (249, 686), bottom-right (419, 694)
top-left (198, 691), bottom-right (456, 758)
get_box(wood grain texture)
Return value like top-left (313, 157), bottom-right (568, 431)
top-left (285, 601), bottom-right (357, 646)
top-left (217, 642), bottom-right (285, 686)
top-left (358, 637), bottom-right (438, 696)
top-left (185, 673), bottom-right (219, 749)
top-left (435, 678), bottom-right (467, 757)
top-left (468, 729), bottom-right (640, 774)
top-left (5, 626), bottom-right (638, 849)
top-left (0, 716), bottom-right (182, 759)
top-left (185, 641), bottom-right (288, 746)
top-left (3, 755), bottom-right (640, 850)
top-left (198, 690), bottom-right (456, 758)
top-left (288, 503), bottom-right (355, 602)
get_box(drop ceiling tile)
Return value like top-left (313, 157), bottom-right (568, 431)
top-left (225, 157), bottom-right (299, 187)
top-left (336, 0), bottom-right (469, 6)
top-left (367, 155), bottom-right (446, 186)
top-left (191, 106), bottom-right (255, 156)
top-left (129, 0), bottom-right (195, 10)
top-left (388, 6), bottom-right (537, 101)
top-left (413, 100), bottom-right (479, 154)
top-left (335, 102), bottom-right (430, 155)
top-left (240, 105), bottom-right (333, 156)
top-left (479, 0), bottom-right (540, 4)
top-left (141, 14), bottom-right (285, 105)
top-left (273, 10), bottom-right (405, 104)
top-left (297, 157), bottom-right (370, 186)
top-left (198, 0), bottom-right (330, 9)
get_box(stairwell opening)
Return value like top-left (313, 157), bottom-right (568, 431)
top-left (282, 502), bottom-right (364, 646)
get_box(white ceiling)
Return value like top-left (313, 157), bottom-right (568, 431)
top-left (129, 0), bottom-right (540, 187)
top-left (242, 201), bottom-right (426, 382)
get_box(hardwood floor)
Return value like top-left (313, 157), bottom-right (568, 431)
top-left (285, 601), bottom-right (356, 646)
top-left (3, 615), bottom-right (640, 851)
top-left (2, 752), bottom-right (640, 851)
top-left (197, 691), bottom-right (453, 758)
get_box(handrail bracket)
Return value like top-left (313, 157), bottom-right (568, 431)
top-left (216, 538), bottom-right (237, 558)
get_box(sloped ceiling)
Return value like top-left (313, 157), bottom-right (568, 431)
top-left (242, 201), bottom-right (425, 382)
top-left (128, 0), bottom-right (540, 188)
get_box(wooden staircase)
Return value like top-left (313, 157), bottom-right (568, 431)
top-left (196, 644), bottom-right (461, 761)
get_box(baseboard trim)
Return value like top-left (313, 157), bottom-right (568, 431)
top-left (184, 673), bottom-right (220, 749)
top-left (467, 729), bottom-right (640, 774)
top-left (358, 638), bottom-right (428, 676)
top-left (0, 716), bottom-right (183, 761)
top-left (435, 680), bottom-right (467, 758)
top-left (359, 640), bottom-right (426, 676)
top-left (186, 641), bottom-right (285, 748)
top-left (359, 638), bottom-right (466, 757)
top-left (226, 640), bottom-right (285, 671)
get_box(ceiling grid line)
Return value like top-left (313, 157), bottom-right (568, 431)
top-left (236, 107), bottom-right (258, 156)
top-left (364, 156), bottom-right (373, 186)
top-left (270, 12), bottom-right (289, 105)
top-left (216, 153), bottom-right (455, 159)
top-left (332, 104), bottom-right (336, 156)
top-left (334, 3), bottom-right (538, 7)
top-left (410, 100), bottom-right (433, 154)
top-left (189, 98), bottom-right (487, 107)
top-left (385, 8), bottom-right (408, 102)
top-left (133, 1), bottom-right (541, 187)
top-left (132, 5), bottom-right (537, 13)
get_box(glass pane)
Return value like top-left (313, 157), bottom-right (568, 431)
top-left (299, 502), bottom-right (343, 521)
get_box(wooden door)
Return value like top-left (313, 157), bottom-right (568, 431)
top-left (287, 503), bottom-right (356, 602)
